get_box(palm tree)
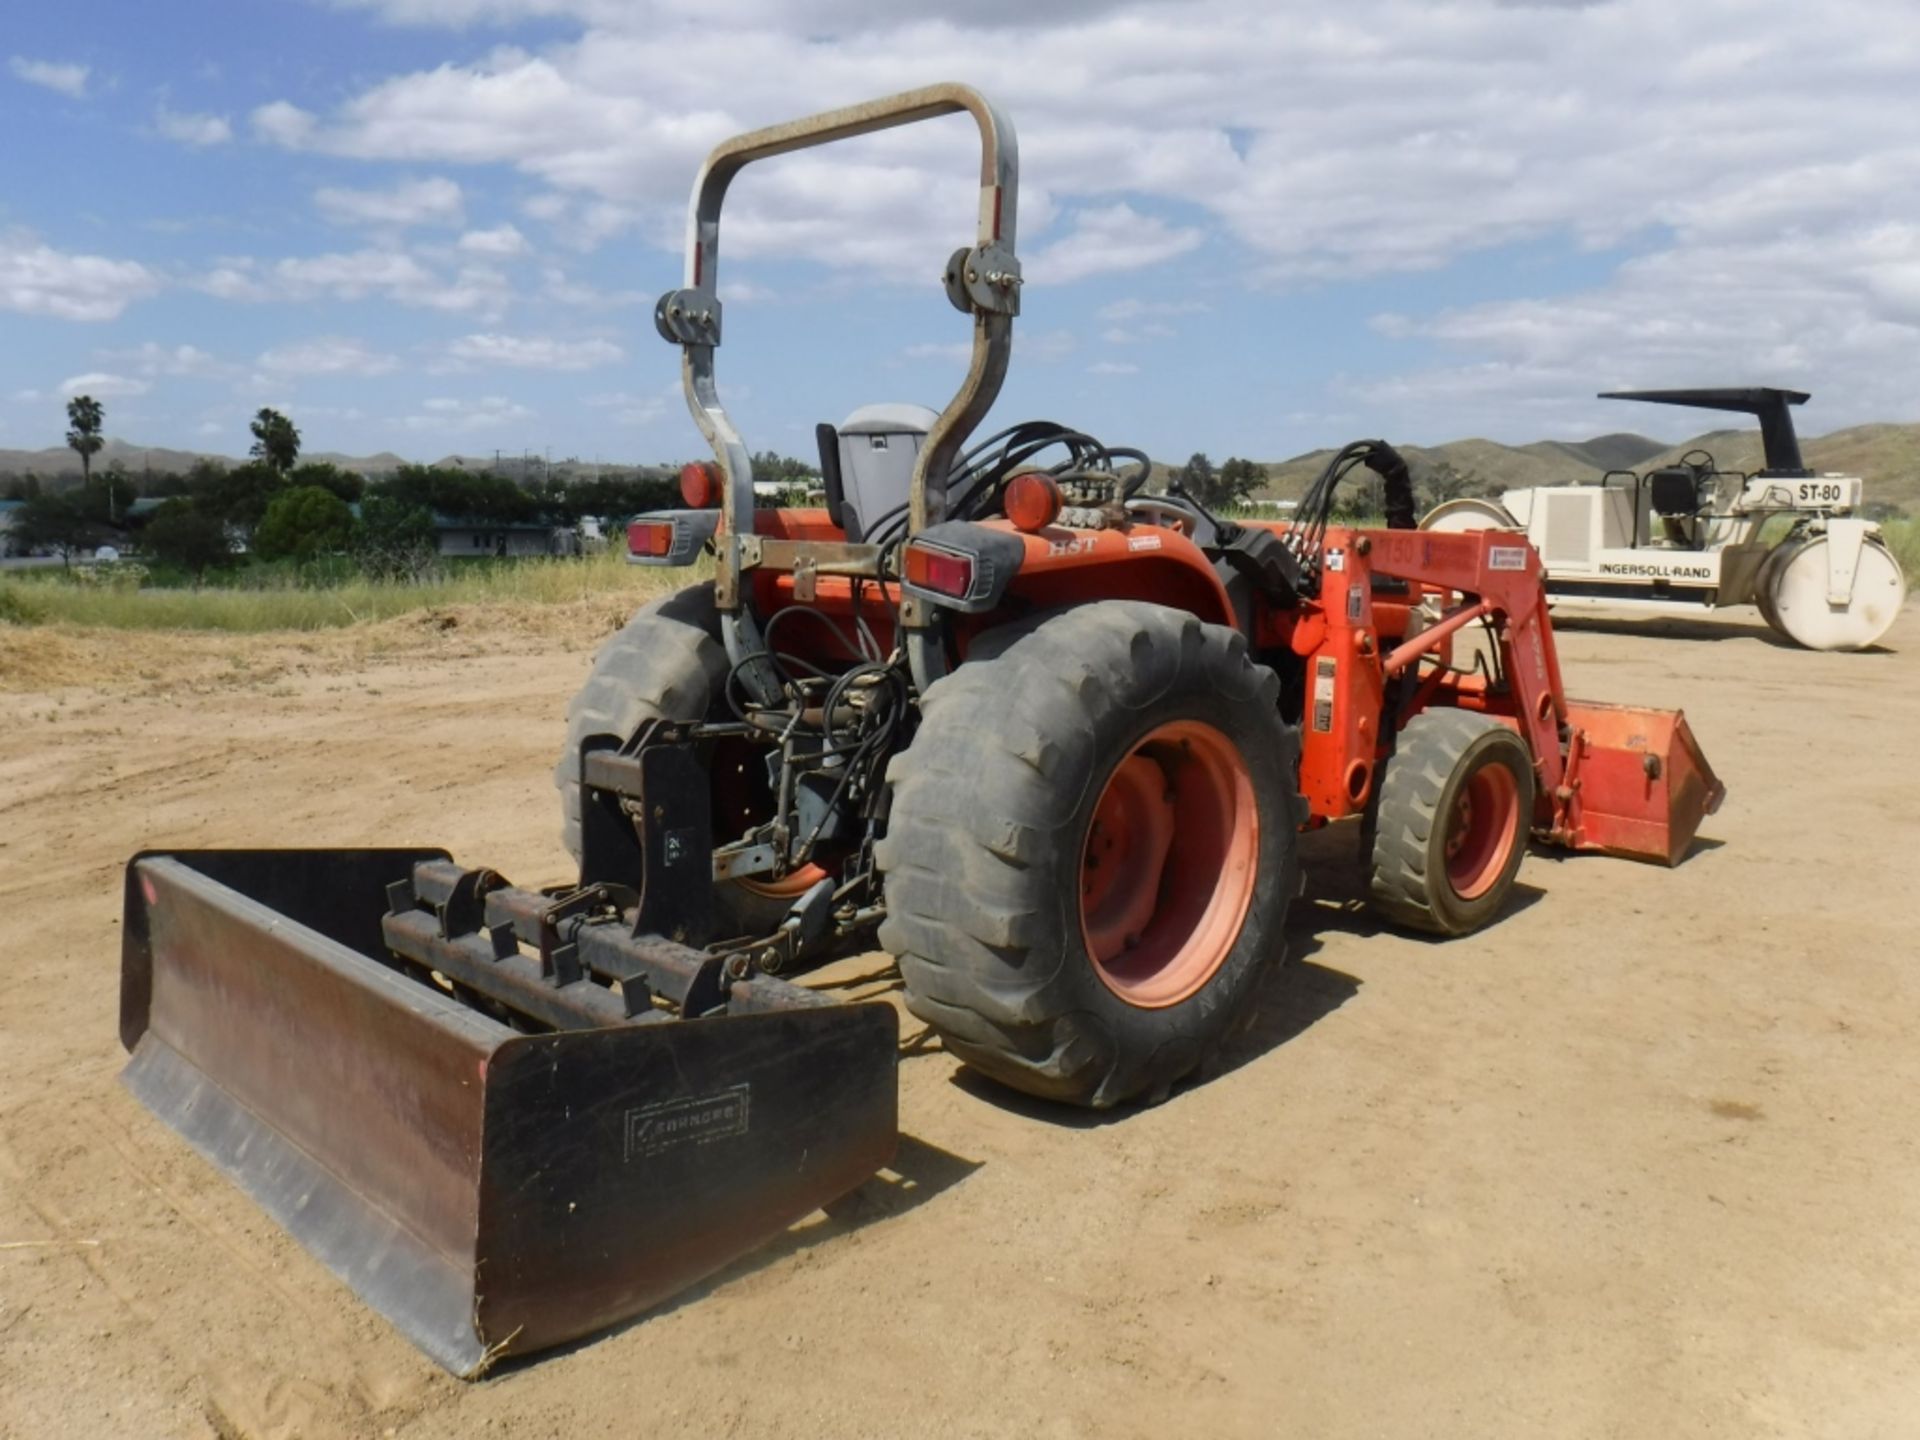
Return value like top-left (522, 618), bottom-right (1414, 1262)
top-left (250, 408), bottom-right (302, 475)
top-left (66, 395), bottom-right (105, 485)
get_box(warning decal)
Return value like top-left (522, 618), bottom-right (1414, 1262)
top-left (1488, 546), bottom-right (1530, 571)
top-left (1312, 656), bottom-right (1336, 733)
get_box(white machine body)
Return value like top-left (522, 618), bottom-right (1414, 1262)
top-left (1425, 467), bottom-right (1905, 651)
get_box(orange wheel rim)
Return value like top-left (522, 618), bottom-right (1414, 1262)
top-left (1078, 720), bottom-right (1259, 1009)
top-left (1444, 764), bottom-right (1519, 900)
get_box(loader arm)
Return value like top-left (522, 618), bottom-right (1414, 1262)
top-left (1280, 525), bottom-right (1723, 864)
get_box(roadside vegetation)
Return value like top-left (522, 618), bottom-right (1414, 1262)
top-left (5, 399), bottom-right (1913, 634)
top-left (0, 548), bottom-right (688, 632)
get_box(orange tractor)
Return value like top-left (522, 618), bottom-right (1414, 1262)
top-left (116, 85), bottom-right (1723, 1374)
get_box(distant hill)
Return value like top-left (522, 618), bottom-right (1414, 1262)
top-left (1254, 422), bottom-right (1920, 513)
top-left (0, 439), bottom-right (673, 486)
top-left (7, 421), bottom-right (1918, 514)
top-left (1631, 424), bottom-right (1920, 510)
top-left (1521, 432), bottom-right (1670, 474)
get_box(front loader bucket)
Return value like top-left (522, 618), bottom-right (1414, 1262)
top-left (118, 849), bottom-right (897, 1377)
top-left (1562, 701), bottom-right (1727, 866)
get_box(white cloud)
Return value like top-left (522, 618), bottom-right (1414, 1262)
top-left (584, 384), bottom-right (677, 426)
top-left (1097, 298), bottom-right (1208, 341)
top-left (196, 247), bottom-right (511, 315)
top-left (1096, 298), bottom-right (1210, 322)
top-left (250, 100), bottom-right (316, 146)
top-left (910, 330), bottom-right (1075, 364)
top-left (718, 279), bottom-right (773, 304)
top-left (457, 223), bottom-right (529, 255)
top-left (443, 332), bottom-right (622, 369)
top-left (399, 395), bottom-right (534, 431)
top-left (99, 342), bottom-right (231, 378)
top-left (1028, 204), bottom-right (1204, 285)
top-left (155, 106), bottom-right (233, 147)
top-left (59, 372), bottom-right (151, 399)
top-left (1022, 330), bottom-right (1078, 364)
top-left (0, 233), bottom-right (161, 321)
top-left (280, 248), bottom-right (434, 291)
top-left (314, 176), bottom-right (465, 228)
top-left (9, 57), bottom-right (89, 98)
top-left (241, 2), bottom-right (1920, 300)
top-left (539, 267), bottom-right (644, 307)
top-left (258, 337), bottom-right (400, 376)
top-left (1087, 360), bottom-right (1139, 376)
top-left (902, 341), bottom-right (971, 363)
top-left (1348, 223), bottom-right (1920, 437)
top-left (24, 0), bottom-right (1920, 438)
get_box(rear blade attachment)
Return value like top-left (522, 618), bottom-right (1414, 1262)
top-left (1561, 701), bottom-right (1727, 865)
top-left (119, 849), bottom-right (898, 1377)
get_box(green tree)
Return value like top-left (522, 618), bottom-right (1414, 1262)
top-left (141, 471), bottom-right (191, 498)
top-left (140, 501), bottom-right (233, 581)
top-left (1213, 456), bottom-right (1269, 509)
top-left (66, 395), bottom-right (105, 488)
top-left (14, 492), bottom-right (101, 567)
top-left (560, 471), bottom-right (676, 522)
top-left (354, 495), bottom-right (437, 580)
top-left (252, 485), bottom-right (357, 561)
top-left (289, 461), bottom-right (365, 503)
top-left (1419, 461), bottom-right (1480, 510)
top-left (4, 474), bottom-right (44, 501)
top-left (372, 465), bottom-right (535, 523)
top-left (192, 460), bottom-right (287, 533)
top-left (1332, 472), bottom-right (1387, 523)
top-left (249, 408), bottom-right (302, 475)
top-left (751, 450), bottom-right (820, 487)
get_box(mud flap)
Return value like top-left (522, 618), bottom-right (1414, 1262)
top-left (118, 850), bottom-right (897, 1377)
top-left (1562, 702), bottom-right (1727, 866)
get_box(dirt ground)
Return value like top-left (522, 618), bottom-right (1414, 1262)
top-left (1, 601), bottom-right (1915, 1440)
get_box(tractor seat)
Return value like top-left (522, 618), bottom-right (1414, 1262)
top-left (815, 403), bottom-right (938, 541)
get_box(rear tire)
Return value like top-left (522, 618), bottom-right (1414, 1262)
top-left (1369, 709), bottom-right (1534, 936)
top-left (877, 602), bottom-right (1304, 1108)
top-left (555, 583), bottom-right (803, 938)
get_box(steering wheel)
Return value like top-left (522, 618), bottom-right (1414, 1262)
top-left (1125, 497), bottom-right (1199, 538)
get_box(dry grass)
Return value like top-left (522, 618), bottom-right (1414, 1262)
top-left (1879, 517), bottom-right (1919, 576)
top-left (0, 553), bottom-right (703, 695)
top-left (0, 594), bottom-right (677, 695)
top-left (0, 549), bottom-right (689, 634)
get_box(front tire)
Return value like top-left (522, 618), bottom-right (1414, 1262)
top-left (1369, 709), bottom-right (1534, 936)
top-left (877, 602), bottom-right (1304, 1108)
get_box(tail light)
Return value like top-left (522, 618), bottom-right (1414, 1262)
top-left (903, 541), bottom-right (976, 598)
top-left (628, 520), bottom-right (675, 558)
top-left (1003, 471), bottom-right (1061, 532)
top-left (679, 461), bottom-right (721, 509)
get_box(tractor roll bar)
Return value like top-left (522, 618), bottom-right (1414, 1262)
top-left (656, 84), bottom-right (1023, 626)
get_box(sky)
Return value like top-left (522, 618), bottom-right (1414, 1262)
top-left (3, 0), bottom-right (1919, 468)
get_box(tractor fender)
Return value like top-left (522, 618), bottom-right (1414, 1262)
top-left (998, 520), bottom-right (1237, 626)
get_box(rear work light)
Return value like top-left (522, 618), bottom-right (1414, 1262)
top-left (902, 542), bottom-right (976, 598)
top-left (679, 461), bottom-right (721, 509)
top-left (628, 520), bottom-right (675, 558)
top-left (1003, 471), bottom-right (1062, 532)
